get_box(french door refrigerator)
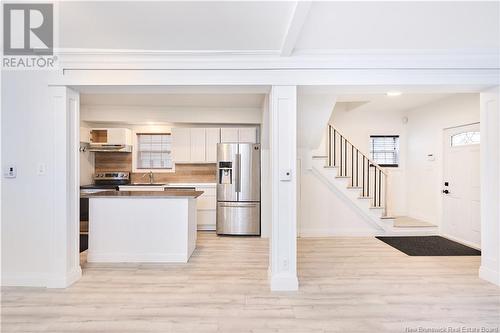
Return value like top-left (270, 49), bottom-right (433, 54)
top-left (216, 143), bottom-right (261, 235)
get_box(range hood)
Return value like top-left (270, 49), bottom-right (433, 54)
top-left (88, 144), bottom-right (132, 153)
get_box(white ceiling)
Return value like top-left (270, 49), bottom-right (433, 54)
top-left (59, 2), bottom-right (294, 51)
top-left (58, 1), bottom-right (499, 53)
top-left (335, 93), bottom-right (453, 114)
top-left (295, 2), bottom-right (500, 51)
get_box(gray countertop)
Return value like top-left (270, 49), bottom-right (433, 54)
top-left (84, 189), bottom-right (204, 198)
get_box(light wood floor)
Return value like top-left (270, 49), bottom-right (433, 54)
top-left (2, 232), bottom-right (499, 332)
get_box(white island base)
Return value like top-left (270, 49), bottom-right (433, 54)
top-left (88, 195), bottom-right (198, 263)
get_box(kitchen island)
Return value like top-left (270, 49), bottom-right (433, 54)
top-left (86, 190), bottom-right (203, 263)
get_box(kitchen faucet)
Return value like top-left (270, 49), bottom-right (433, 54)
top-left (141, 171), bottom-right (154, 184)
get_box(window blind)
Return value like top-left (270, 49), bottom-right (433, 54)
top-left (370, 135), bottom-right (399, 167)
top-left (137, 133), bottom-right (173, 169)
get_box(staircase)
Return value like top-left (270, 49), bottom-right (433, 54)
top-left (311, 125), bottom-right (438, 235)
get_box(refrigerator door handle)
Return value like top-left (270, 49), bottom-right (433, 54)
top-left (218, 202), bottom-right (259, 208)
top-left (235, 153), bottom-right (241, 193)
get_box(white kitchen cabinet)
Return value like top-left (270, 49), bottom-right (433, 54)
top-left (172, 128), bottom-right (221, 164)
top-left (107, 128), bottom-right (132, 145)
top-left (167, 183), bottom-right (217, 230)
top-left (220, 128), bottom-right (239, 143)
top-left (80, 127), bottom-right (91, 143)
top-left (221, 127), bottom-right (258, 144)
top-left (205, 128), bottom-right (221, 162)
top-left (238, 127), bottom-right (258, 143)
top-left (89, 128), bottom-right (132, 145)
top-left (190, 128), bottom-right (207, 162)
top-left (172, 128), bottom-right (191, 163)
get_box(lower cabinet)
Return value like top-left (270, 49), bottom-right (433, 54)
top-left (195, 184), bottom-right (216, 231)
top-left (170, 183), bottom-right (216, 231)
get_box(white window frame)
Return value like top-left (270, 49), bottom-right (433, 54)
top-left (133, 132), bottom-right (175, 173)
top-left (370, 135), bottom-right (400, 167)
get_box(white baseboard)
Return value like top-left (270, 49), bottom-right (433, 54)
top-left (270, 273), bottom-right (299, 291)
top-left (1, 273), bottom-right (48, 287)
top-left (299, 228), bottom-right (378, 237)
top-left (479, 265), bottom-right (500, 286)
top-left (87, 252), bottom-right (188, 263)
top-left (440, 233), bottom-right (481, 250)
top-left (197, 225), bottom-right (216, 231)
top-left (46, 267), bottom-right (82, 289)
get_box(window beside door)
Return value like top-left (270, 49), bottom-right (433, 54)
top-left (136, 133), bottom-right (173, 169)
top-left (370, 135), bottom-right (399, 167)
top-left (451, 131), bottom-right (480, 147)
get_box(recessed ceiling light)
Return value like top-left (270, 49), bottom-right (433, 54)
top-left (386, 91), bottom-right (402, 97)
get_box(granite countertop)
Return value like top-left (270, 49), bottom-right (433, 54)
top-left (84, 189), bottom-right (204, 198)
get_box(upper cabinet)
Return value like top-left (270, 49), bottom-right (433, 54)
top-left (171, 128), bottom-right (191, 163)
top-left (80, 127), bottom-right (91, 143)
top-left (88, 128), bottom-right (132, 145)
top-left (172, 128), bottom-right (221, 164)
top-left (205, 128), bottom-right (221, 163)
top-left (172, 127), bottom-right (257, 164)
top-left (220, 127), bottom-right (258, 143)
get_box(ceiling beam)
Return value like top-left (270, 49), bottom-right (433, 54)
top-left (280, 1), bottom-right (312, 57)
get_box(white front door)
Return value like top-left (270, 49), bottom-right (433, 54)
top-left (442, 123), bottom-right (481, 247)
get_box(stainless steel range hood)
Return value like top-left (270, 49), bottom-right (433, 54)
top-left (88, 144), bottom-right (132, 153)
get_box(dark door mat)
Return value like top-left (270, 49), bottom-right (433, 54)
top-left (80, 234), bottom-right (88, 253)
top-left (376, 236), bottom-right (480, 256)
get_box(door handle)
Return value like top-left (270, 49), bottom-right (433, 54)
top-left (235, 153), bottom-right (241, 193)
top-left (442, 189), bottom-right (450, 194)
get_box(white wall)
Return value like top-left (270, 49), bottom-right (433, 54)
top-left (1, 71), bottom-right (55, 286)
top-left (405, 94), bottom-right (480, 226)
top-left (80, 105), bottom-right (262, 124)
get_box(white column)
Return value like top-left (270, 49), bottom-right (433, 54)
top-left (268, 86), bottom-right (299, 291)
top-left (47, 87), bottom-right (82, 288)
top-left (479, 86), bottom-right (500, 286)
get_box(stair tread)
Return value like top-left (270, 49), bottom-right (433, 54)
top-left (312, 155), bottom-right (328, 159)
top-left (335, 176), bottom-right (350, 179)
top-left (358, 196), bottom-right (373, 199)
top-left (347, 186), bottom-right (362, 189)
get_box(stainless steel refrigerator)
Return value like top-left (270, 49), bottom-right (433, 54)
top-left (216, 143), bottom-right (261, 235)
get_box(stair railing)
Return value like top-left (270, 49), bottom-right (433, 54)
top-left (327, 125), bottom-right (388, 217)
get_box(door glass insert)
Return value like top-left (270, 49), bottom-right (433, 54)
top-left (451, 131), bottom-right (480, 147)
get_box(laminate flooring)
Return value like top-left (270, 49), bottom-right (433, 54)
top-left (2, 232), bottom-right (499, 332)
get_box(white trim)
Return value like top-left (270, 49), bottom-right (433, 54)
top-left (270, 274), bottom-right (299, 292)
top-left (53, 69), bottom-right (500, 88)
top-left (46, 267), bottom-right (82, 289)
top-left (56, 48), bottom-right (500, 70)
top-left (479, 266), bottom-right (500, 286)
top-left (440, 233), bottom-right (481, 250)
top-left (280, 1), bottom-right (312, 57)
top-left (86, 252), bottom-right (188, 263)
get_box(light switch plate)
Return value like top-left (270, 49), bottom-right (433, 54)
top-left (4, 165), bottom-right (17, 178)
top-left (37, 163), bottom-right (46, 175)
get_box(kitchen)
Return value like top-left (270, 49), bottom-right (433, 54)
top-left (78, 91), bottom-right (264, 264)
